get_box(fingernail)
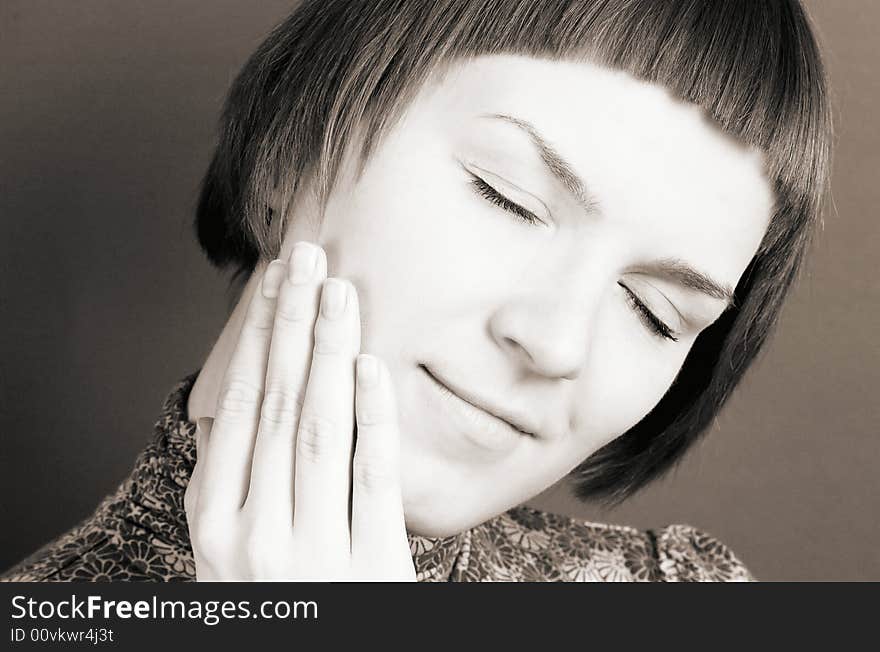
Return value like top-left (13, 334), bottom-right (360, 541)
top-left (261, 259), bottom-right (287, 298)
top-left (357, 354), bottom-right (379, 389)
top-left (321, 278), bottom-right (347, 319)
top-left (289, 241), bottom-right (319, 285)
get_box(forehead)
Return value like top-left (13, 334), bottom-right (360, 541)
top-left (412, 54), bottom-right (775, 288)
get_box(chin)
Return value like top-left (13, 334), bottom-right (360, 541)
top-left (401, 492), bottom-right (503, 538)
top-left (404, 511), bottom-right (471, 539)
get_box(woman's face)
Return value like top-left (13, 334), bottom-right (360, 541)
top-left (281, 54), bottom-right (773, 537)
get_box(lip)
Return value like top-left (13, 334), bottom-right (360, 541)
top-left (420, 364), bottom-right (536, 453)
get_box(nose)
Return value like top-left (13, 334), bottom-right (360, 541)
top-left (488, 279), bottom-right (594, 381)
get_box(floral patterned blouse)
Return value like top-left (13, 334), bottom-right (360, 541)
top-left (1, 373), bottom-right (755, 582)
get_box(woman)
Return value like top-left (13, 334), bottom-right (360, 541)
top-left (1, 0), bottom-right (831, 581)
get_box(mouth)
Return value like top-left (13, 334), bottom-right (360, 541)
top-left (419, 364), bottom-right (535, 453)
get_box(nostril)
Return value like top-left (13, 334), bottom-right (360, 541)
top-left (503, 336), bottom-right (533, 363)
top-left (503, 335), bottom-right (520, 350)
top-left (489, 307), bottom-right (586, 380)
top-left (506, 335), bottom-right (583, 381)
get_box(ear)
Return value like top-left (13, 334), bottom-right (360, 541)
top-left (268, 186), bottom-right (285, 213)
top-left (273, 177), bottom-right (325, 262)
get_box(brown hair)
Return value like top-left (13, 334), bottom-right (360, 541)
top-left (194, 0), bottom-right (832, 505)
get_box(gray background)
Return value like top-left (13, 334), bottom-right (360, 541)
top-left (1, 1), bottom-right (877, 581)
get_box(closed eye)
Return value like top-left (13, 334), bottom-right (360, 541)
top-left (618, 282), bottom-right (679, 342)
top-left (467, 172), bottom-right (543, 226)
top-left (466, 170), bottom-right (678, 342)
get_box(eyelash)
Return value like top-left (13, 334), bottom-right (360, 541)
top-left (468, 171), bottom-right (678, 343)
top-left (619, 282), bottom-right (679, 342)
top-left (467, 173), bottom-right (543, 225)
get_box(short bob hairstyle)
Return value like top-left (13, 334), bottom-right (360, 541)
top-left (195, 0), bottom-right (832, 506)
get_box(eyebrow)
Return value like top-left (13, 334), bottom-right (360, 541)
top-left (479, 112), bottom-right (736, 309)
top-left (480, 112), bottom-right (601, 214)
top-left (643, 258), bottom-right (737, 308)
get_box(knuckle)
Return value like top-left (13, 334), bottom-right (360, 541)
top-left (275, 293), bottom-right (311, 323)
top-left (243, 309), bottom-right (274, 337)
top-left (356, 406), bottom-right (390, 426)
top-left (353, 454), bottom-right (394, 492)
top-left (260, 386), bottom-right (304, 425)
top-left (312, 318), bottom-right (345, 355)
top-left (216, 377), bottom-right (263, 420)
top-left (313, 335), bottom-right (343, 355)
top-left (296, 414), bottom-right (337, 462)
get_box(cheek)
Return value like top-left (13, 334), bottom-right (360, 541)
top-left (319, 137), bottom-right (526, 332)
top-left (315, 149), bottom-right (480, 365)
top-left (571, 311), bottom-right (687, 450)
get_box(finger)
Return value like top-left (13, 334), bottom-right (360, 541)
top-left (197, 261), bottom-right (286, 515)
top-left (245, 241), bottom-right (327, 527)
top-left (292, 278), bottom-right (361, 545)
top-left (350, 355), bottom-right (408, 559)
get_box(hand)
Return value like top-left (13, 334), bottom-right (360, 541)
top-left (183, 241), bottom-right (416, 581)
